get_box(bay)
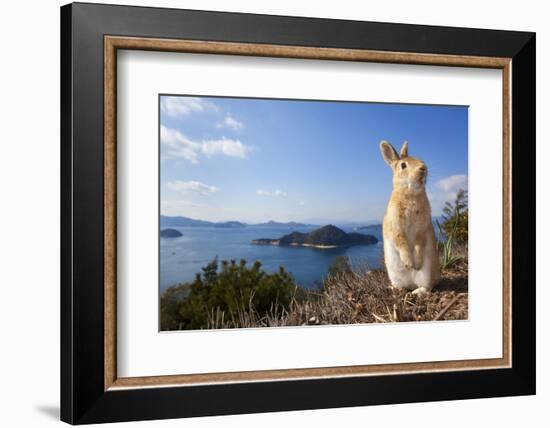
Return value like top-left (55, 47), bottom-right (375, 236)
top-left (160, 225), bottom-right (384, 293)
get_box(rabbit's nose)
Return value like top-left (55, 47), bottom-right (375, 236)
top-left (418, 167), bottom-right (428, 181)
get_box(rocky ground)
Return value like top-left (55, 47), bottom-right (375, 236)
top-left (205, 254), bottom-right (468, 329)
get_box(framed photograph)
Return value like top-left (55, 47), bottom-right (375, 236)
top-left (61, 2), bottom-right (535, 424)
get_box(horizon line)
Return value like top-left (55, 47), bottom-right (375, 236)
top-left (160, 214), bottom-right (390, 225)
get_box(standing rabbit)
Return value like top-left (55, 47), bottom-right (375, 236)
top-left (379, 140), bottom-right (440, 294)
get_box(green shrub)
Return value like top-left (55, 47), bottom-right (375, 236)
top-left (440, 189), bottom-right (468, 245)
top-left (437, 188), bottom-right (468, 271)
top-left (160, 258), bottom-right (296, 330)
top-left (327, 255), bottom-right (352, 277)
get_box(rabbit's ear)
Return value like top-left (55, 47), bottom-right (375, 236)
top-left (399, 141), bottom-right (409, 158)
top-left (380, 140), bottom-right (399, 165)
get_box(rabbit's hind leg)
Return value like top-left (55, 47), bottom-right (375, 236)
top-left (384, 239), bottom-right (416, 290)
top-left (412, 249), bottom-right (435, 293)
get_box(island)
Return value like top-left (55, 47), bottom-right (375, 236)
top-left (161, 215), bottom-right (247, 228)
top-left (252, 225), bottom-right (378, 249)
top-left (213, 221), bottom-right (247, 228)
top-left (253, 220), bottom-right (317, 228)
top-left (160, 228), bottom-right (183, 238)
top-left (160, 215), bottom-right (317, 229)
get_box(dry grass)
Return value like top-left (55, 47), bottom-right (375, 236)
top-left (205, 249), bottom-right (468, 329)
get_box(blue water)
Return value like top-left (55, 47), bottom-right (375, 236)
top-left (160, 225), bottom-right (384, 292)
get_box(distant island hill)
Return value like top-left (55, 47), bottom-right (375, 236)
top-left (252, 225), bottom-right (378, 249)
top-left (160, 215), bottom-right (317, 229)
top-left (160, 228), bottom-right (183, 238)
top-left (160, 216), bottom-right (379, 247)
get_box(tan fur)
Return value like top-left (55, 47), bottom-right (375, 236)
top-left (380, 140), bottom-right (440, 293)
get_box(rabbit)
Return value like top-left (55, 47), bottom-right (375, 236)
top-left (379, 140), bottom-right (440, 294)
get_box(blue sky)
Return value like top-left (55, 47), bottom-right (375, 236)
top-left (160, 95), bottom-right (468, 223)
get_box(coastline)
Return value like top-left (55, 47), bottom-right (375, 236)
top-left (252, 240), bottom-right (338, 249)
top-left (292, 243), bottom-right (338, 249)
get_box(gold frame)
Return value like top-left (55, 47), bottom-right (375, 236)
top-left (104, 36), bottom-right (512, 391)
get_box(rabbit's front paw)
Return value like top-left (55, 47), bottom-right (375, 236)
top-left (413, 246), bottom-right (424, 270)
top-left (413, 260), bottom-right (424, 270)
top-left (401, 254), bottom-right (414, 269)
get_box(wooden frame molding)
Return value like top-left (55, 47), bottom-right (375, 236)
top-left (104, 35), bottom-right (512, 391)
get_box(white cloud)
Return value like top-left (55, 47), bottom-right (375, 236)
top-left (161, 125), bottom-right (251, 163)
top-left (161, 125), bottom-right (201, 163)
top-left (256, 189), bottom-right (287, 197)
top-left (217, 115), bottom-right (244, 131)
top-left (428, 174), bottom-right (468, 214)
top-left (167, 180), bottom-right (218, 195)
top-left (299, 201), bottom-right (306, 206)
top-left (160, 96), bottom-right (216, 117)
top-left (436, 174), bottom-right (468, 193)
top-left (201, 138), bottom-right (249, 158)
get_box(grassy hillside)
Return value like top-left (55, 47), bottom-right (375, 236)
top-left (160, 245), bottom-right (468, 330)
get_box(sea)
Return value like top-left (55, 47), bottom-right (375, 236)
top-left (160, 225), bottom-right (384, 293)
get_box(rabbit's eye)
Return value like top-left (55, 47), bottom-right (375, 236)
top-left (400, 162), bottom-right (407, 170)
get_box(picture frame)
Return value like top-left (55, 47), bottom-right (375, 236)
top-left (61, 2), bottom-right (535, 424)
